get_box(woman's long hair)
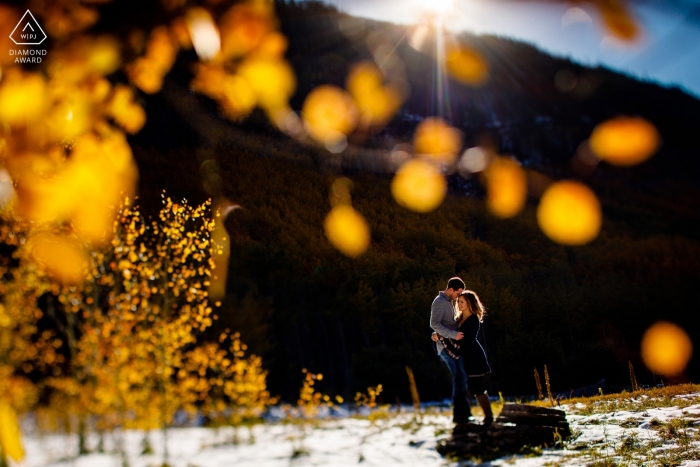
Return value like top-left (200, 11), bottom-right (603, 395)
top-left (458, 290), bottom-right (486, 322)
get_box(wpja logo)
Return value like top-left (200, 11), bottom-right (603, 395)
top-left (8, 10), bottom-right (48, 63)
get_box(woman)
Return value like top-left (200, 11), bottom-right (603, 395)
top-left (456, 290), bottom-right (493, 426)
top-left (433, 290), bottom-right (493, 426)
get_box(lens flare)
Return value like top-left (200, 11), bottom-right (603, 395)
top-left (391, 159), bottom-right (447, 213)
top-left (483, 157), bottom-right (527, 218)
top-left (413, 117), bottom-right (461, 165)
top-left (537, 180), bottom-right (602, 245)
top-left (302, 85), bottom-right (358, 145)
top-left (641, 321), bottom-right (693, 377)
top-left (589, 117), bottom-right (660, 166)
top-left (324, 205), bottom-right (370, 258)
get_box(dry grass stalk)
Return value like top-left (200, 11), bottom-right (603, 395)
top-left (405, 366), bottom-right (421, 416)
top-left (534, 367), bottom-right (544, 400)
top-left (544, 364), bottom-right (555, 407)
top-left (629, 360), bottom-right (639, 392)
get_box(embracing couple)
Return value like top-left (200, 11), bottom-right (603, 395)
top-left (430, 277), bottom-right (493, 430)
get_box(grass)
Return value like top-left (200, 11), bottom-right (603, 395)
top-left (530, 383), bottom-right (700, 415)
top-left (537, 384), bottom-right (700, 467)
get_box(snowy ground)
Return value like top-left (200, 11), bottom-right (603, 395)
top-left (18, 395), bottom-right (700, 467)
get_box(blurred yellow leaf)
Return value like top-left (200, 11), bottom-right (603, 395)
top-left (0, 70), bottom-right (48, 126)
top-left (445, 44), bottom-right (488, 86)
top-left (346, 62), bottom-right (402, 127)
top-left (83, 36), bottom-right (122, 75)
top-left (46, 98), bottom-right (91, 142)
top-left (127, 27), bottom-right (178, 94)
top-left (599, 1), bottom-right (639, 42)
top-left (641, 321), bottom-right (693, 376)
top-left (391, 159), bottom-right (447, 213)
top-left (0, 402), bottom-right (24, 462)
top-left (302, 85), bottom-right (358, 145)
top-left (537, 180), bottom-right (601, 245)
top-left (29, 233), bottom-right (88, 284)
top-left (107, 85), bottom-right (146, 134)
top-left (219, 2), bottom-right (275, 60)
top-left (483, 157), bottom-right (527, 218)
top-left (589, 117), bottom-right (660, 166)
top-left (237, 57), bottom-right (296, 112)
top-left (324, 205), bottom-right (370, 258)
top-left (253, 32), bottom-right (288, 58)
top-left (413, 118), bottom-right (461, 165)
top-left (221, 74), bottom-right (257, 119)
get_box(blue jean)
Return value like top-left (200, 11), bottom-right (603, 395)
top-left (439, 349), bottom-right (472, 422)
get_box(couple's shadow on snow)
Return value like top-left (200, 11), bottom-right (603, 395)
top-left (437, 404), bottom-right (571, 462)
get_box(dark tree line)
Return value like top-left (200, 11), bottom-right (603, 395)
top-left (158, 146), bottom-right (698, 403)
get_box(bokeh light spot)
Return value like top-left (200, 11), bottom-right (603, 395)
top-left (589, 117), bottom-right (660, 166)
top-left (302, 85), bottom-right (357, 145)
top-left (641, 321), bottom-right (693, 377)
top-left (324, 205), bottom-right (370, 258)
top-left (413, 117), bottom-right (461, 165)
top-left (459, 146), bottom-right (490, 176)
top-left (445, 45), bottom-right (488, 87)
top-left (346, 62), bottom-right (403, 128)
top-left (537, 180), bottom-right (602, 245)
top-left (391, 159), bottom-right (447, 213)
top-left (237, 57), bottom-right (296, 113)
top-left (483, 157), bottom-right (526, 218)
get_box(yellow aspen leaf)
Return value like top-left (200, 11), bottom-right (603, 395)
top-left (0, 402), bottom-right (24, 462)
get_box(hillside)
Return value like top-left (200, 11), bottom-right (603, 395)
top-left (125, 1), bottom-right (700, 401)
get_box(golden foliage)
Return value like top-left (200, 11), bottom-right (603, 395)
top-left (0, 402), bottom-right (24, 462)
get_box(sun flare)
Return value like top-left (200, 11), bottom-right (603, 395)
top-left (419, 0), bottom-right (454, 16)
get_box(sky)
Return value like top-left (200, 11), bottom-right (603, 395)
top-left (320, 0), bottom-right (700, 98)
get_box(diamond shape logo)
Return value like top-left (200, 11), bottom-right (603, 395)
top-left (10, 10), bottom-right (47, 45)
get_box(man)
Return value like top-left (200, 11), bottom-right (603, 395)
top-left (430, 276), bottom-right (473, 427)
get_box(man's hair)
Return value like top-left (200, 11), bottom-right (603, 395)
top-left (446, 277), bottom-right (465, 291)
